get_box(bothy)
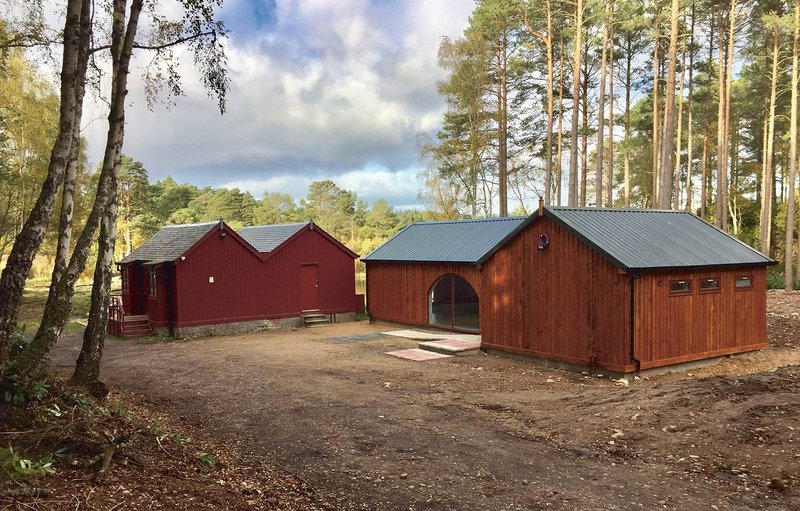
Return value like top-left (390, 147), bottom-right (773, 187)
top-left (364, 207), bottom-right (775, 373)
top-left (112, 221), bottom-right (362, 337)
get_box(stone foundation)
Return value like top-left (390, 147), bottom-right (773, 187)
top-left (331, 312), bottom-right (357, 323)
top-left (152, 312), bottom-right (358, 339)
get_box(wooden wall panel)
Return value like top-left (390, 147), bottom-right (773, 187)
top-left (634, 267), bottom-right (767, 369)
top-left (173, 227), bottom-right (358, 327)
top-left (366, 262), bottom-right (480, 328)
top-left (480, 216), bottom-right (634, 372)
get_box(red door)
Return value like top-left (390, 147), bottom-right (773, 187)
top-left (301, 264), bottom-right (320, 311)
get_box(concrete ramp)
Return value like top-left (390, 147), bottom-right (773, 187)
top-left (383, 329), bottom-right (481, 343)
top-left (418, 339), bottom-right (481, 356)
top-left (386, 349), bottom-right (453, 361)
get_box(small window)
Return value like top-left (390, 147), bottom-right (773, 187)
top-left (735, 276), bottom-right (753, 290)
top-left (121, 268), bottom-right (128, 291)
top-left (669, 279), bottom-right (692, 295)
top-left (699, 277), bottom-right (720, 293)
top-left (149, 269), bottom-right (157, 297)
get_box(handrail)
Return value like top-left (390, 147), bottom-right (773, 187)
top-left (107, 294), bottom-right (125, 337)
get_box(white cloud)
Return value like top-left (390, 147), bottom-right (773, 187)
top-left (76, 0), bottom-right (475, 208)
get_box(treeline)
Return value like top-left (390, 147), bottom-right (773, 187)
top-left (421, 0), bottom-right (800, 289)
top-left (116, 157), bottom-right (425, 270)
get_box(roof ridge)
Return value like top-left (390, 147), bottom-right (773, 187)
top-left (414, 216), bottom-right (527, 226)
top-left (548, 206), bottom-right (692, 214)
top-left (163, 221), bottom-right (219, 228)
top-left (240, 221), bottom-right (310, 230)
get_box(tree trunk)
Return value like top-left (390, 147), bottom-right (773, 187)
top-left (715, 3), bottom-right (728, 229)
top-left (544, 1), bottom-right (554, 205)
top-left (72, 196), bottom-right (117, 387)
top-left (53, 120), bottom-right (82, 286)
top-left (658, 0), bottom-right (680, 209)
top-left (580, 40), bottom-right (589, 207)
top-left (0, 0), bottom-right (87, 362)
top-left (720, 0), bottom-right (735, 231)
top-left (607, 1), bottom-right (615, 208)
top-left (673, 17), bottom-right (687, 210)
top-left (759, 25), bottom-right (779, 256)
top-left (624, 34), bottom-right (632, 206)
top-left (652, 24), bottom-right (660, 207)
top-left (497, 38), bottom-right (509, 217)
top-left (556, 41), bottom-right (565, 206)
top-left (568, 0), bottom-right (583, 206)
top-left (685, 2), bottom-right (694, 212)
top-left (595, 0), bottom-right (609, 207)
top-left (787, 0), bottom-right (800, 291)
top-left (12, 0), bottom-right (143, 377)
top-left (701, 9), bottom-right (714, 219)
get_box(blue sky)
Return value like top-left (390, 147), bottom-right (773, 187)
top-left (81, 0), bottom-right (476, 209)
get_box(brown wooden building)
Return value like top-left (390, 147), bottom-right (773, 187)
top-left (364, 206), bottom-right (775, 373)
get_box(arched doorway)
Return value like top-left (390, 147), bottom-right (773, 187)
top-left (428, 274), bottom-right (479, 331)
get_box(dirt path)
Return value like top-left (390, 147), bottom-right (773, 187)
top-left (52, 294), bottom-right (800, 510)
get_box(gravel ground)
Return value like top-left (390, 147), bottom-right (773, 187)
top-left (50, 291), bottom-right (800, 510)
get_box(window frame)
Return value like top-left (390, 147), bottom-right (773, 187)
top-left (149, 268), bottom-right (158, 297)
top-left (698, 276), bottom-right (721, 294)
top-left (428, 274), bottom-right (480, 332)
top-left (668, 279), bottom-right (692, 296)
top-left (734, 275), bottom-right (754, 291)
top-left (121, 267), bottom-right (128, 291)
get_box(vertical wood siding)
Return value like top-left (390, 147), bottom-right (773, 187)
top-left (481, 216), bottom-right (634, 372)
top-left (173, 228), bottom-right (357, 327)
top-left (633, 267), bottom-right (767, 369)
top-left (147, 264), bottom-right (171, 325)
top-left (366, 262), bottom-right (480, 328)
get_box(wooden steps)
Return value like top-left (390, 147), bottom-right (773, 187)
top-left (303, 313), bottom-right (330, 328)
top-left (120, 317), bottom-right (152, 338)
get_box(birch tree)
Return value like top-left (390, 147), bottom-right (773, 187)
top-left (0, 0), bottom-right (90, 364)
top-left (12, 0), bottom-right (229, 379)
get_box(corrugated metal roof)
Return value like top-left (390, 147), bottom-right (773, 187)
top-left (119, 221), bottom-right (217, 264)
top-left (546, 207), bottom-right (775, 271)
top-left (238, 222), bottom-right (309, 253)
top-left (362, 217), bottom-right (529, 264)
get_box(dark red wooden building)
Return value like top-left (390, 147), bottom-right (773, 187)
top-left (364, 206), bottom-right (775, 373)
top-left (110, 221), bottom-right (362, 337)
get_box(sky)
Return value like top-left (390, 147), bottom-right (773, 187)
top-left (79, 0), bottom-right (476, 209)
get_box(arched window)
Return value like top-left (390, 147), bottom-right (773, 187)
top-left (429, 274), bottom-right (479, 331)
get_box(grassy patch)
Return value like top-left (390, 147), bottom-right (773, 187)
top-left (767, 266), bottom-right (800, 290)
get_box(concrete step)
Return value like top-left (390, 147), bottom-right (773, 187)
top-left (303, 315), bottom-right (329, 324)
top-left (418, 339), bottom-right (481, 356)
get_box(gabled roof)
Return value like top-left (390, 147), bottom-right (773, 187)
top-left (362, 216), bottom-right (530, 264)
top-left (119, 222), bottom-right (218, 264)
top-left (545, 207), bottom-right (775, 271)
top-left (238, 222), bottom-right (309, 252)
top-left (362, 207), bottom-right (774, 271)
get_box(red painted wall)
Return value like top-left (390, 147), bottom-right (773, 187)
top-left (633, 267), bottom-right (767, 369)
top-left (172, 227), bottom-right (357, 327)
top-left (481, 216), bottom-right (634, 372)
top-left (366, 262), bottom-right (480, 328)
top-left (366, 215), bottom-right (769, 372)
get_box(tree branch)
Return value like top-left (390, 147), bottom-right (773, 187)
top-left (90, 30), bottom-right (215, 54)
